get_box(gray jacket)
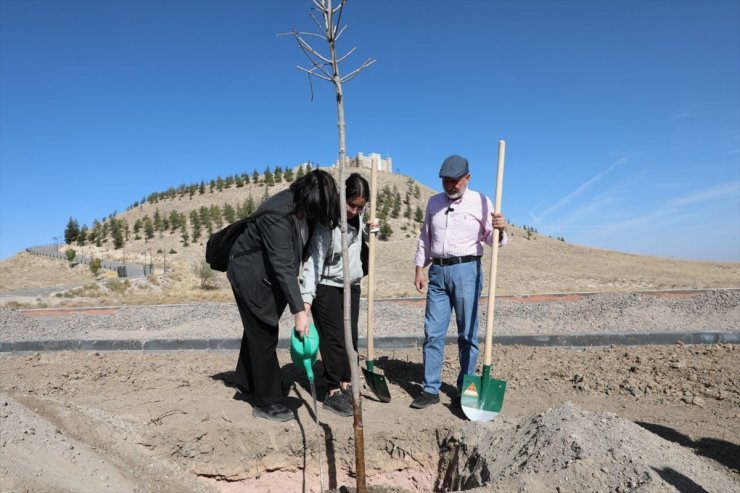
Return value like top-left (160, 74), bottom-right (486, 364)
top-left (301, 215), bottom-right (366, 306)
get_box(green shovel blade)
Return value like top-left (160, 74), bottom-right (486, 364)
top-left (361, 359), bottom-right (391, 403)
top-left (460, 365), bottom-right (506, 422)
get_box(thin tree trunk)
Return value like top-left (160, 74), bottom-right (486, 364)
top-left (330, 13), bottom-right (366, 491)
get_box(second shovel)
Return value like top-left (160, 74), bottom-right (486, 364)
top-left (362, 159), bottom-right (391, 403)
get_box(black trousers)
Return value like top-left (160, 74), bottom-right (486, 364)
top-left (311, 283), bottom-right (360, 390)
top-left (231, 287), bottom-right (284, 408)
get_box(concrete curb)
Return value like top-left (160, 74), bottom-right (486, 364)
top-left (1, 331), bottom-right (738, 354)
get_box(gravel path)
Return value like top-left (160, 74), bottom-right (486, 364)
top-left (1, 289), bottom-right (737, 343)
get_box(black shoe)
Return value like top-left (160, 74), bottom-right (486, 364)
top-left (410, 390), bottom-right (440, 409)
top-left (252, 403), bottom-right (293, 422)
top-left (323, 390), bottom-right (352, 417)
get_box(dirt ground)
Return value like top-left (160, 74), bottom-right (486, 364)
top-left (1, 342), bottom-right (737, 492)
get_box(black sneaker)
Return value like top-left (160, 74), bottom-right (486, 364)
top-left (252, 403), bottom-right (294, 422)
top-left (323, 390), bottom-right (352, 417)
top-left (410, 390), bottom-right (440, 409)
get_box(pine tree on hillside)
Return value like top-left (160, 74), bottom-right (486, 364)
top-left (190, 211), bottom-right (201, 242)
top-left (274, 166), bottom-right (283, 183)
top-left (181, 228), bottom-right (190, 247)
top-left (144, 217), bottom-right (155, 240)
top-left (216, 177), bottom-right (224, 191)
top-left (111, 220), bottom-right (124, 249)
top-left (64, 217), bottom-right (80, 244)
top-left (296, 165), bottom-right (304, 179)
top-left (77, 225), bottom-right (89, 246)
top-left (168, 211), bottom-right (180, 232)
top-left (133, 219), bottom-right (143, 239)
top-left (252, 170), bottom-right (260, 184)
top-left (415, 205), bottom-right (424, 223)
top-left (223, 203), bottom-right (236, 224)
top-left (380, 222), bottom-right (393, 240)
top-left (244, 196), bottom-right (256, 217)
top-left (305, 163), bottom-right (312, 172)
top-left (210, 204), bottom-right (223, 229)
top-left (199, 206), bottom-right (213, 235)
top-left (243, 172), bottom-right (250, 184)
top-left (264, 166), bottom-right (274, 186)
top-left (284, 168), bottom-right (294, 182)
top-left (154, 209), bottom-right (163, 231)
top-left (199, 181), bottom-right (206, 194)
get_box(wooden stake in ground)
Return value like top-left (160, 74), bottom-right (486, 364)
top-left (284, 2), bottom-right (375, 491)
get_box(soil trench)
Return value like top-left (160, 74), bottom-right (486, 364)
top-left (1, 343), bottom-right (738, 492)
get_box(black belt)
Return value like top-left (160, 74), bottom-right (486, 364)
top-left (432, 255), bottom-right (481, 266)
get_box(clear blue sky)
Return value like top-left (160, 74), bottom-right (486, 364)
top-left (1, 0), bottom-right (738, 262)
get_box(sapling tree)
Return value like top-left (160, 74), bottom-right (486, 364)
top-left (284, 2), bottom-right (375, 490)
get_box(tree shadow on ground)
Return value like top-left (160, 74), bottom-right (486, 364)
top-left (636, 421), bottom-right (739, 472)
top-left (651, 467), bottom-right (709, 493)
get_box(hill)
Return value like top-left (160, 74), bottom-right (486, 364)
top-left (1, 166), bottom-right (738, 306)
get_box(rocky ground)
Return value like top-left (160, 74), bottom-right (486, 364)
top-left (0, 290), bottom-right (738, 492)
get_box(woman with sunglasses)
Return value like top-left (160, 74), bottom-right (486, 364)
top-left (300, 172), bottom-right (376, 417)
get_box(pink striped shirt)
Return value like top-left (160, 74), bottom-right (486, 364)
top-left (414, 188), bottom-right (508, 267)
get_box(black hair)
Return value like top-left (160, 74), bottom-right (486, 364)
top-left (346, 172), bottom-right (370, 202)
top-left (290, 169), bottom-right (340, 228)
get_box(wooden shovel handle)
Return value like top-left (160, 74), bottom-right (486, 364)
top-left (367, 158), bottom-right (378, 360)
top-left (484, 140), bottom-right (505, 367)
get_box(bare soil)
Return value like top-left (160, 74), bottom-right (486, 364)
top-left (1, 342), bottom-right (737, 492)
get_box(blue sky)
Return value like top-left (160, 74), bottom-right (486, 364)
top-left (1, 0), bottom-right (738, 262)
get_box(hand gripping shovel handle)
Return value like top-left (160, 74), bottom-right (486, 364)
top-left (483, 140), bottom-right (505, 368)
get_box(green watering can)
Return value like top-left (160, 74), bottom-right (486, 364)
top-left (290, 323), bottom-right (320, 381)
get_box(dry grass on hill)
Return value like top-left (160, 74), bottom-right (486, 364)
top-left (1, 167), bottom-right (738, 306)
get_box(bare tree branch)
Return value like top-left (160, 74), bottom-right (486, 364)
top-left (334, 0), bottom-right (346, 34)
top-left (334, 25), bottom-right (348, 41)
top-left (341, 58), bottom-right (376, 83)
top-left (309, 12), bottom-right (327, 35)
top-left (311, 0), bottom-right (326, 12)
top-left (297, 35), bottom-right (332, 64)
top-left (336, 46), bottom-right (357, 64)
top-left (297, 65), bottom-right (332, 81)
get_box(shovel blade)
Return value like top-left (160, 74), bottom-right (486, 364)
top-left (361, 361), bottom-right (391, 403)
top-left (461, 370), bottom-right (506, 422)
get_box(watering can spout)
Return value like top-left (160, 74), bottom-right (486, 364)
top-left (290, 324), bottom-right (320, 382)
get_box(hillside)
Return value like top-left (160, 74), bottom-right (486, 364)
top-left (1, 166), bottom-right (738, 306)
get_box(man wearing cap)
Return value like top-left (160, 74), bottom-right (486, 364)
top-left (411, 154), bottom-right (508, 409)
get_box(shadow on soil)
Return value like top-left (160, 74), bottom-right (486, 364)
top-left (651, 467), bottom-right (710, 493)
top-left (636, 421), bottom-right (740, 472)
top-left (372, 355), bottom-right (466, 419)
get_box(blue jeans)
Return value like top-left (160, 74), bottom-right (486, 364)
top-left (422, 260), bottom-right (482, 395)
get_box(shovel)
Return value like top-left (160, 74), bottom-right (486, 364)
top-left (461, 140), bottom-right (508, 422)
top-left (361, 160), bottom-right (391, 402)
top-left (290, 324), bottom-right (325, 492)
